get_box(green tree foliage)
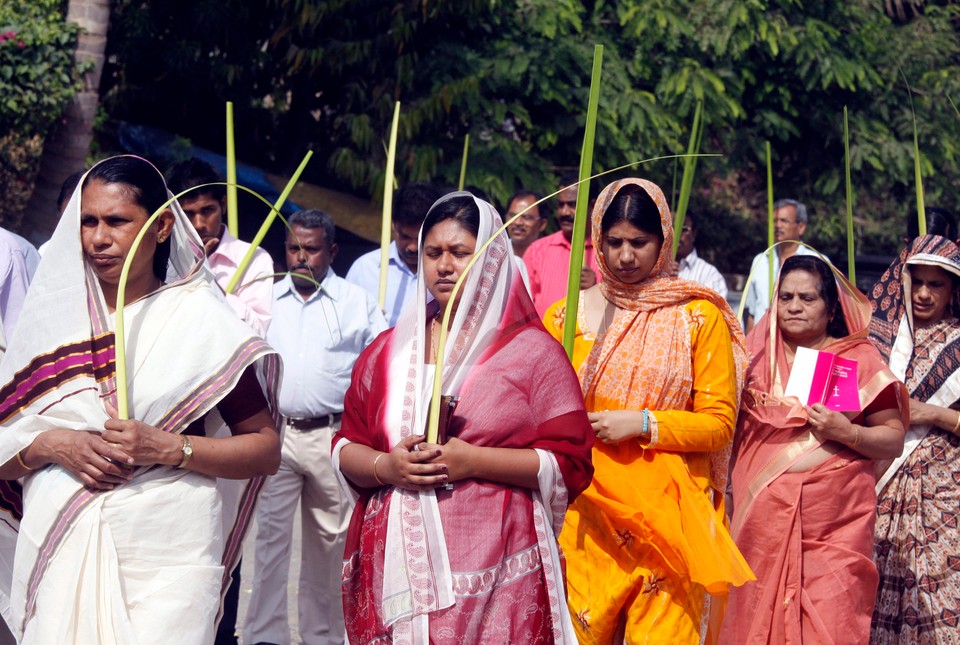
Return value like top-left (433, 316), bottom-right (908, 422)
top-left (0, 0), bottom-right (87, 227)
top-left (102, 0), bottom-right (960, 269)
top-left (0, 0), bottom-right (86, 136)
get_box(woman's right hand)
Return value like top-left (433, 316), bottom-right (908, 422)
top-left (25, 430), bottom-right (134, 490)
top-left (380, 435), bottom-right (449, 491)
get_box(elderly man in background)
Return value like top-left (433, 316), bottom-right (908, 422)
top-left (244, 209), bottom-right (386, 645)
top-left (675, 211), bottom-right (727, 299)
top-left (505, 189), bottom-right (547, 257)
top-left (743, 198), bottom-right (819, 331)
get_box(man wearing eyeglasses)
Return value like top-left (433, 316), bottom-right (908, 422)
top-left (676, 211), bottom-right (728, 299)
top-left (506, 190), bottom-right (547, 257)
top-left (743, 198), bottom-right (819, 331)
top-left (524, 173), bottom-right (600, 317)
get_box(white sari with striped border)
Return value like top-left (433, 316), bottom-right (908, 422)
top-left (0, 157), bottom-right (280, 643)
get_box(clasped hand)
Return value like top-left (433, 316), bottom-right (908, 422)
top-left (37, 412), bottom-right (178, 491)
top-left (381, 435), bottom-right (475, 491)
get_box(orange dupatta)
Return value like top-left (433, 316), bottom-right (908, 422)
top-left (572, 178), bottom-right (753, 593)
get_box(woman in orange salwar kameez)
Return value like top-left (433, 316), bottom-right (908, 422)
top-left (545, 178), bottom-right (754, 644)
top-left (722, 255), bottom-right (907, 644)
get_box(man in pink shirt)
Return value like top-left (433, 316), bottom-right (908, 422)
top-left (167, 158), bottom-right (274, 337)
top-left (524, 172), bottom-right (600, 317)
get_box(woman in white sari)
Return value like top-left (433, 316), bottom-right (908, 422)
top-left (0, 156), bottom-right (281, 644)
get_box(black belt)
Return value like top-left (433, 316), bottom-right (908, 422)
top-left (285, 413), bottom-right (342, 430)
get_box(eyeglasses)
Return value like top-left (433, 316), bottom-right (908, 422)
top-left (509, 213), bottom-right (542, 224)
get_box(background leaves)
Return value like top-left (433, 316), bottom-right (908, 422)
top-left (92, 0), bottom-right (960, 271)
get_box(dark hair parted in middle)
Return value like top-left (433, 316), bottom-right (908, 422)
top-left (421, 194), bottom-right (480, 242)
top-left (601, 183), bottom-right (663, 241)
top-left (84, 156), bottom-right (172, 280)
top-left (778, 254), bottom-right (848, 338)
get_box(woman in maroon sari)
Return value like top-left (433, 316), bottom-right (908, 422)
top-left (722, 255), bottom-right (906, 644)
top-left (333, 192), bottom-right (593, 644)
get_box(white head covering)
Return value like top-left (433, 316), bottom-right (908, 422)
top-left (381, 191), bottom-right (522, 637)
top-left (0, 156), bottom-right (279, 637)
top-left (0, 155), bottom-right (217, 461)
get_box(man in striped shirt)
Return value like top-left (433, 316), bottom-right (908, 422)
top-left (676, 211), bottom-right (728, 299)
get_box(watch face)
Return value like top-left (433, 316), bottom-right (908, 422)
top-left (184, 442), bottom-right (193, 456)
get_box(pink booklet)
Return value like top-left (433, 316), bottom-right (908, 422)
top-left (784, 346), bottom-right (861, 412)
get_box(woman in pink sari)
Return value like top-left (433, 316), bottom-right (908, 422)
top-left (333, 192), bottom-right (593, 644)
top-left (722, 255), bottom-right (907, 644)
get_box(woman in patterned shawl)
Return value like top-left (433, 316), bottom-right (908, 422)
top-left (869, 234), bottom-right (960, 643)
top-left (544, 178), bottom-right (753, 644)
top-left (333, 192), bottom-right (594, 644)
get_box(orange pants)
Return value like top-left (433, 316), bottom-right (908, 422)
top-left (561, 501), bottom-right (706, 644)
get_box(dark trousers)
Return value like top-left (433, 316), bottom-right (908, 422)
top-left (214, 559), bottom-right (242, 645)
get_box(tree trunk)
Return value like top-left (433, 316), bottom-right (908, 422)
top-left (21, 0), bottom-right (110, 244)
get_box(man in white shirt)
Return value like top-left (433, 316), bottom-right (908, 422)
top-left (1, 228), bottom-right (40, 281)
top-left (167, 158), bottom-right (274, 336)
top-left (675, 211), bottom-right (728, 299)
top-left (244, 209), bottom-right (386, 645)
top-left (0, 227), bottom-right (31, 354)
top-left (743, 198), bottom-right (819, 331)
top-left (345, 182), bottom-right (441, 326)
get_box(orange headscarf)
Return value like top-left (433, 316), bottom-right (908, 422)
top-left (579, 178), bottom-right (748, 491)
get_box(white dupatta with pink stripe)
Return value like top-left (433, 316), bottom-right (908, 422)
top-left (0, 158), bottom-right (279, 643)
top-left (333, 192), bottom-right (576, 643)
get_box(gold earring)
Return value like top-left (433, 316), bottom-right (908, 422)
top-left (158, 234), bottom-right (168, 243)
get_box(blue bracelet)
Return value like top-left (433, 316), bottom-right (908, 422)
top-left (641, 409), bottom-right (649, 436)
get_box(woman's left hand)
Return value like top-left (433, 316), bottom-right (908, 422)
top-left (589, 410), bottom-right (645, 445)
top-left (420, 437), bottom-right (476, 483)
top-left (102, 419), bottom-right (181, 467)
top-left (804, 403), bottom-right (855, 445)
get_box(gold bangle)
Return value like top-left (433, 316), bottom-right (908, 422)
top-left (15, 450), bottom-right (34, 472)
top-left (852, 425), bottom-right (862, 447)
top-left (372, 453), bottom-right (385, 486)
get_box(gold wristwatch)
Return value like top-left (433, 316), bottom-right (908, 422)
top-left (178, 435), bottom-right (194, 469)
